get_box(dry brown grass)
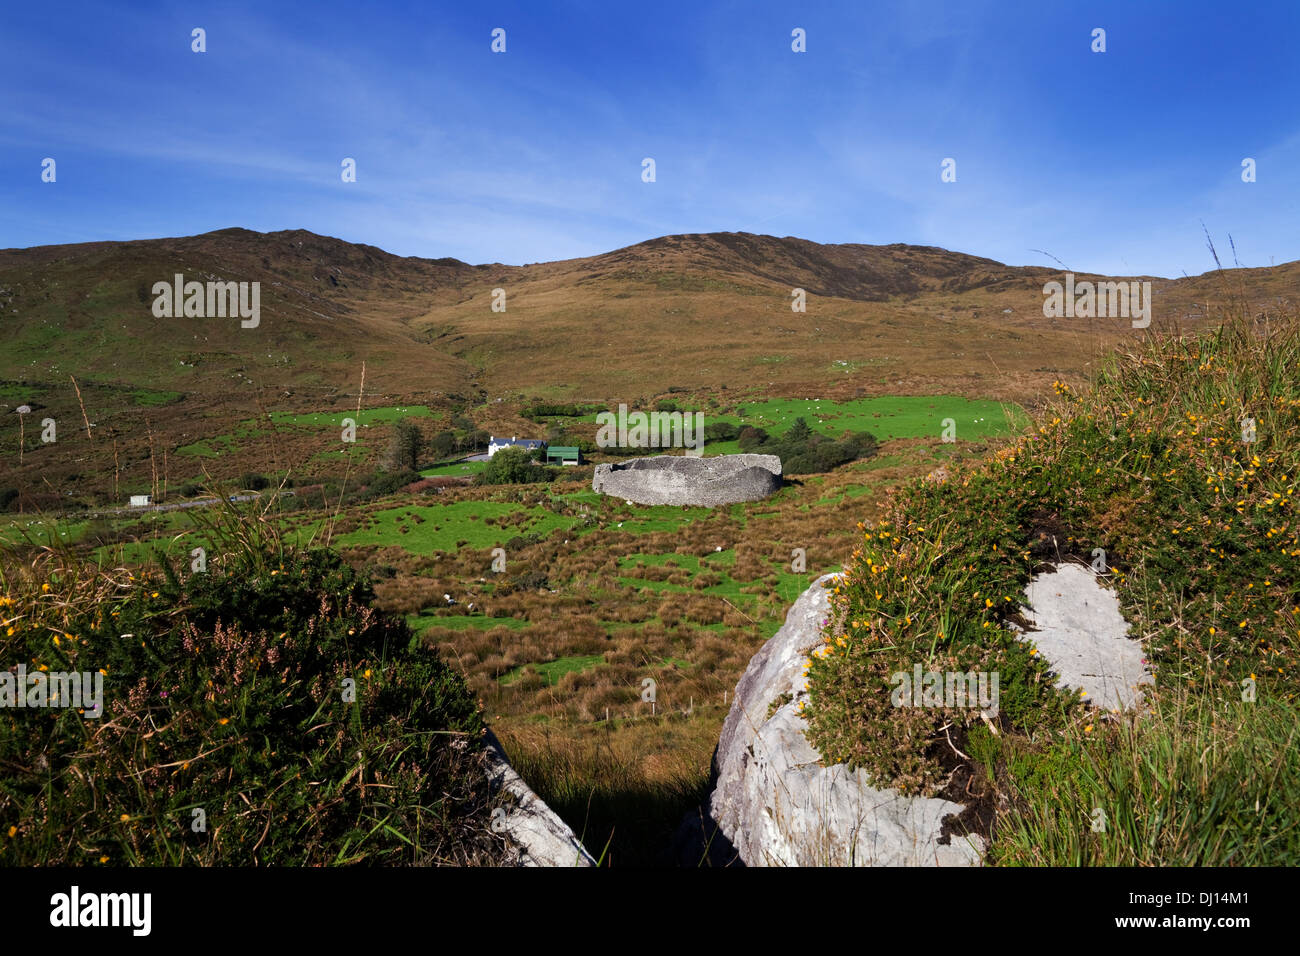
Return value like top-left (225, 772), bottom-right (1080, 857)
top-left (342, 434), bottom-right (992, 862)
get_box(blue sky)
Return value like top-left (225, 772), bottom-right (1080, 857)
top-left (2, 0), bottom-right (1297, 277)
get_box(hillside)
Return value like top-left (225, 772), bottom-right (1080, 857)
top-left (2, 228), bottom-right (1296, 506)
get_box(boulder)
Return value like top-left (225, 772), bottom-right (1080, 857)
top-left (1008, 563), bottom-right (1152, 712)
top-left (484, 730), bottom-right (595, 867)
top-left (592, 453), bottom-right (781, 507)
top-left (709, 574), bottom-right (985, 866)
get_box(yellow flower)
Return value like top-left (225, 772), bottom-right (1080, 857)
top-left (218, 717), bottom-right (229, 725)
top-left (1084, 725), bottom-right (1093, 733)
top-left (119, 814), bottom-right (130, 822)
top-left (99, 855), bottom-right (109, 863)
top-left (6, 826), bottom-right (15, 837)
top-left (41, 583), bottom-right (50, 593)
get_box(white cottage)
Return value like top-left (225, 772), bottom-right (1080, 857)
top-left (487, 436), bottom-right (546, 458)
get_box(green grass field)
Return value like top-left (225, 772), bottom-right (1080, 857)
top-left (407, 611), bottom-right (531, 633)
top-left (500, 654), bottom-right (608, 686)
top-left (327, 501), bottom-right (584, 554)
top-left (176, 405), bottom-right (440, 458)
top-left (594, 394), bottom-right (1029, 455)
top-left (421, 459), bottom-right (487, 477)
top-left (725, 395), bottom-right (1028, 442)
top-left (130, 388), bottom-right (184, 406)
top-left (266, 405), bottom-right (441, 427)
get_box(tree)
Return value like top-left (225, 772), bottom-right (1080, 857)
top-left (460, 429), bottom-right (490, 454)
top-left (430, 430), bottom-right (458, 460)
top-left (478, 446), bottom-right (552, 485)
top-left (784, 417), bottom-right (814, 444)
top-left (737, 426), bottom-right (769, 451)
top-left (384, 419), bottom-right (423, 472)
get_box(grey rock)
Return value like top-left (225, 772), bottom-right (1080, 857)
top-left (1010, 562), bottom-right (1152, 712)
top-left (709, 574), bottom-right (985, 866)
top-left (484, 730), bottom-right (595, 867)
top-left (592, 453), bottom-right (782, 507)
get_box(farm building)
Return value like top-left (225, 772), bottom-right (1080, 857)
top-left (546, 446), bottom-right (582, 465)
top-left (487, 436), bottom-right (546, 458)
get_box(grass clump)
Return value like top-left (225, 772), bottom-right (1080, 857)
top-left (986, 690), bottom-right (1300, 866)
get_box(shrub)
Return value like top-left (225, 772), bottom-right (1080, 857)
top-left (803, 303), bottom-right (1300, 822)
top-left (477, 447), bottom-right (553, 486)
top-left (704, 422), bottom-right (740, 443)
top-left (0, 497), bottom-right (501, 866)
top-left (430, 430), bottom-right (458, 460)
top-left (737, 418), bottom-right (876, 474)
top-left (364, 468), bottom-right (421, 497)
top-left (736, 426), bottom-right (769, 451)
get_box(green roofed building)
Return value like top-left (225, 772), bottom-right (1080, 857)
top-left (546, 446), bottom-right (581, 466)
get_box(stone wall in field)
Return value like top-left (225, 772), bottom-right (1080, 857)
top-left (591, 453), bottom-right (782, 507)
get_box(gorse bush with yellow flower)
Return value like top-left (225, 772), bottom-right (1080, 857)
top-left (0, 494), bottom-right (500, 865)
top-left (802, 299), bottom-right (1300, 864)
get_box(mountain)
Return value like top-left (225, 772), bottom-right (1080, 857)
top-left (1, 227), bottom-right (1294, 503)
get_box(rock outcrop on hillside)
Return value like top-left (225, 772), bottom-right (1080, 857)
top-left (592, 453), bottom-right (782, 507)
top-left (707, 574), bottom-right (986, 867)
